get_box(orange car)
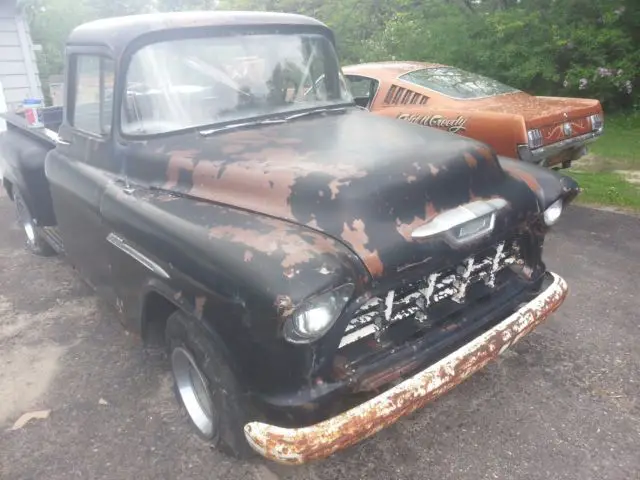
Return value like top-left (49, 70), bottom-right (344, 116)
top-left (342, 61), bottom-right (604, 168)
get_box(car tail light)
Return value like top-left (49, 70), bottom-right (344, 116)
top-left (527, 129), bottom-right (543, 149)
top-left (589, 113), bottom-right (603, 131)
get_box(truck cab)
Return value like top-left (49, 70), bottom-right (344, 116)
top-left (0, 11), bottom-right (579, 465)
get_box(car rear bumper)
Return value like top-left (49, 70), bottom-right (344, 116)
top-left (243, 271), bottom-right (568, 465)
top-left (518, 128), bottom-right (603, 165)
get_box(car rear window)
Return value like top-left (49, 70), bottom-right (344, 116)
top-left (399, 67), bottom-right (520, 99)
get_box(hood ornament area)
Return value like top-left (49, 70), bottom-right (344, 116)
top-left (411, 198), bottom-right (508, 245)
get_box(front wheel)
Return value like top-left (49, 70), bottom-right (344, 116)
top-left (165, 310), bottom-right (255, 459)
top-left (13, 190), bottom-right (55, 257)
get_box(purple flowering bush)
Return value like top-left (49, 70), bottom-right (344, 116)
top-left (562, 59), bottom-right (637, 110)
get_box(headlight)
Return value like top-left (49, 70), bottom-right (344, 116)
top-left (527, 129), bottom-right (543, 149)
top-left (543, 198), bottom-right (563, 226)
top-left (283, 283), bottom-right (354, 344)
top-left (589, 113), bottom-right (603, 131)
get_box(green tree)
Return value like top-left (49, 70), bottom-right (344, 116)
top-left (22, 0), bottom-right (640, 111)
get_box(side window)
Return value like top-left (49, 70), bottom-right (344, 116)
top-left (346, 75), bottom-right (378, 108)
top-left (347, 76), bottom-right (372, 97)
top-left (71, 55), bottom-right (115, 135)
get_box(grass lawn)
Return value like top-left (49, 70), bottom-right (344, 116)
top-left (566, 113), bottom-right (640, 211)
top-left (587, 114), bottom-right (640, 169)
top-left (566, 171), bottom-right (640, 210)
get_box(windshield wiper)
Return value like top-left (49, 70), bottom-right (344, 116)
top-left (199, 117), bottom-right (286, 136)
top-left (199, 106), bottom-right (348, 136)
top-left (283, 106), bottom-right (348, 121)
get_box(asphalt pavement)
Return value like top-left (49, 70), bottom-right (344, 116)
top-left (0, 189), bottom-right (638, 480)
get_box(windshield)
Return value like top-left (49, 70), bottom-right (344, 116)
top-left (121, 32), bottom-right (353, 136)
top-left (399, 67), bottom-right (520, 100)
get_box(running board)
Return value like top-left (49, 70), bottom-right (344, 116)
top-left (42, 226), bottom-right (65, 254)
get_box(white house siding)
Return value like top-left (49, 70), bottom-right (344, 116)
top-left (0, 0), bottom-right (42, 110)
top-left (0, 78), bottom-right (6, 178)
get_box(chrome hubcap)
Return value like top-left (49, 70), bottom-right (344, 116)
top-left (171, 346), bottom-right (216, 438)
top-left (16, 199), bottom-right (36, 245)
top-left (23, 221), bottom-right (36, 244)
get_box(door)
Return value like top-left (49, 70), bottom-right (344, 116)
top-left (46, 50), bottom-right (118, 299)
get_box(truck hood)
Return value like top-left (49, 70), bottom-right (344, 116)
top-left (464, 92), bottom-right (602, 129)
top-left (134, 108), bottom-right (542, 280)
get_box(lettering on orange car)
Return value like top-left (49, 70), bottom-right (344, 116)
top-left (397, 113), bottom-right (467, 133)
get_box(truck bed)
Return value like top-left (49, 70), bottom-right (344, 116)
top-left (1, 106), bottom-right (63, 147)
top-left (0, 107), bottom-right (62, 227)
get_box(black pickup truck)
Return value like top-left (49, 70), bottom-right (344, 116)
top-left (0, 11), bottom-right (579, 465)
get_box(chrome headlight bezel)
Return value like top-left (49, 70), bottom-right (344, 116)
top-left (543, 198), bottom-right (564, 226)
top-left (283, 283), bottom-right (355, 344)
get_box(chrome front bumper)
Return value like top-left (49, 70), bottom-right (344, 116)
top-left (518, 128), bottom-right (604, 165)
top-left (244, 272), bottom-right (569, 465)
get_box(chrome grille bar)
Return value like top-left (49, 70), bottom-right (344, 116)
top-left (339, 239), bottom-right (521, 348)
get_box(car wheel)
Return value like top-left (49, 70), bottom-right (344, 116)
top-left (165, 310), bottom-right (255, 459)
top-left (13, 190), bottom-right (55, 257)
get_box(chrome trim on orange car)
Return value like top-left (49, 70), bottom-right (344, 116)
top-left (518, 127), bottom-right (604, 164)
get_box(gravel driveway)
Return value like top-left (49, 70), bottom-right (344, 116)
top-left (0, 189), bottom-right (638, 480)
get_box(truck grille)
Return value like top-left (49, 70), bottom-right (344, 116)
top-left (339, 238), bottom-right (523, 348)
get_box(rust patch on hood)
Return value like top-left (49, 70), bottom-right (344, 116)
top-left (464, 153), bottom-right (478, 169)
top-left (307, 217), bottom-right (320, 229)
top-left (194, 296), bottom-right (206, 319)
top-left (341, 220), bottom-right (384, 277)
top-left (165, 149), bottom-right (199, 189)
top-left (221, 144), bottom-right (246, 155)
top-left (395, 203), bottom-right (438, 242)
top-left (208, 218), bottom-right (342, 270)
top-left (189, 148), bottom-right (368, 221)
top-left (474, 145), bottom-right (496, 166)
top-left (275, 295), bottom-right (295, 317)
top-left (192, 159), bottom-right (298, 219)
top-left (328, 178), bottom-right (351, 199)
top-left (501, 163), bottom-right (544, 197)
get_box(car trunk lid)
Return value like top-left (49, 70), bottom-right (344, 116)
top-left (466, 92), bottom-right (602, 145)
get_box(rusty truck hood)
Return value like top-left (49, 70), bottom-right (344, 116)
top-left (133, 108), bottom-right (541, 280)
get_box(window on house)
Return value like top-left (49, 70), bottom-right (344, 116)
top-left (71, 55), bottom-right (115, 135)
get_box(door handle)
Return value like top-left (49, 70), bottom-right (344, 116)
top-left (55, 137), bottom-right (71, 146)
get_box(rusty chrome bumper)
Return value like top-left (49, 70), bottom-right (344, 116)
top-left (244, 272), bottom-right (568, 465)
top-left (518, 128), bottom-right (603, 165)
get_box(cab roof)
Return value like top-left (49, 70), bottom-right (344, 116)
top-left (67, 11), bottom-right (331, 55)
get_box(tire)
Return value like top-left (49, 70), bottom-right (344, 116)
top-left (165, 310), bottom-right (255, 460)
top-left (13, 189), bottom-right (56, 257)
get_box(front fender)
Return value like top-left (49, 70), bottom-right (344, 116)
top-left (100, 185), bottom-right (369, 395)
top-left (497, 156), bottom-right (580, 211)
